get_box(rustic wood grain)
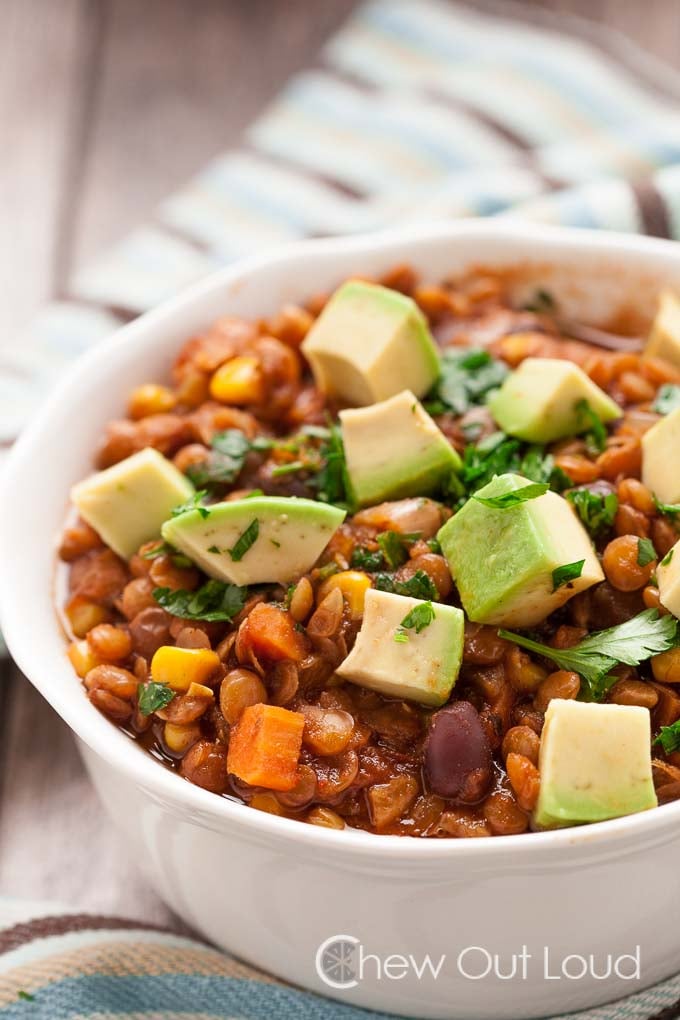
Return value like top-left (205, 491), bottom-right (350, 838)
top-left (2, 0), bottom-right (680, 922)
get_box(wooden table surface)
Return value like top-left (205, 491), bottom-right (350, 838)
top-left (1, 0), bottom-right (679, 926)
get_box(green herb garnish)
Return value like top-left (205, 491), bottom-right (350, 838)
top-left (662, 548), bottom-right (674, 567)
top-left (375, 569), bottom-right (439, 601)
top-left (186, 429), bottom-right (250, 489)
top-left (351, 546), bottom-right (384, 571)
top-left (653, 495), bottom-right (680, 518)
top-left (312, 422), bottom-right (353, 508)
top-left (654, 720), bottom-right (680, 754)
top-left (270, 460), bottom-right (306, 477)
top-left (566, 487), bottom-right (618, 536)
top-left (140, 541), bottom-right (194, 569)
top-left (228, 519), bottom-right (259, 561)
top-left (453, 432), bottom-right (569, 503)
top-left (424, 348), bottom-right (508, 417)
top-left (376, 530), bottom-right (420, 568)
top-left (552, 559), bottom-right (585, 592)
top-left (17, 991), bottom-right (35, 1002)
top-left (500, 609), bottom-right (677, 702)
top-left (171, 490), bottom-right (211, 519)
top-left (153, 579), bottom-right (247, 621)
top-left (473, 481), bottom-right (549, 509)
top-left (576, 399), bottom-right (608, 455)
top-left (522, 288), bottom-right (556, 313)
top-left (394, 600), bottom-right (435, 642)
top-left (138, 681), bottom-right (176, 716)
top-left (637, 537), bottom-right (657, 567)
top-left (653, 384), bottom-right (680, 416)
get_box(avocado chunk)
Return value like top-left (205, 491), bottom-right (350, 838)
top-left (645, 290), bottom-right (680, 368)
top-left (301, 280), bottom-right (440, 406)
top-left (642, 406), bottom-right (680, 505)
top-left (339, 389), bottom-right (461, 507)
top-left (534, 699), bottom-right (657, 828)
top-left (656, 538), bottom-right (680, 618)
top-left (487, 357), bottom-right (621, 443)
top-left (336, 588), bottom-right (464, 707)
top-left (162, 495), bottom-right (345, 586)
top-left (71, 447), bottom-right (194, 560)
top-left (437, 473), bottom-right (603, 627)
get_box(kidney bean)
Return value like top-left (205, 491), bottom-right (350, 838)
top-left (423, 702), bottom-right (493, 803)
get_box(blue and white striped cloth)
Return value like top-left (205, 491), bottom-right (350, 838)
top-left (4, 1), bottom-right (680, 1017)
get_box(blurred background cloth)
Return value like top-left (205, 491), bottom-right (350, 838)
top-left (3, 0), bottom-right (680, 441)
top-left (3, 0), bottom-right (680, 1017)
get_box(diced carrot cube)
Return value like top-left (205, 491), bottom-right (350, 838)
top-left (239, 603), bottom-right (307, 662)
top-left (227, 703), bottom-right (305, 792)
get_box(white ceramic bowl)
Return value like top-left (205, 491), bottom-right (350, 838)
top-left (2, 222), bottom-right (680, 1020)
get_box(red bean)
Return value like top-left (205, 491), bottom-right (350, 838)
top-left (424, 702), bottom-right (493, 803)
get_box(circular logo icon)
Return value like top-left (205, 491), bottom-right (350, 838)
top-left (315, 934), bottom-right (360, 989)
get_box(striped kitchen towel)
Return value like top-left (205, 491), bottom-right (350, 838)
top-left (5, 1), bottom-right (680, 1018)
top-left (3, 901), bottom-right (680, 1019)
top-left (5, 0), bottom-right (680, 443)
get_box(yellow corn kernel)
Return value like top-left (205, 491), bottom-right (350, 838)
top-left (68, 639), bottom-right (102, 678)
top-left (163, 721), bottom-right (202, 754)
top-left (128, 383), bottom-right (176, 420)
top-left (250, 792), bottom-right (284, 816)
top-left (151, 646), bottom-right (221, 692)
top-left (187, 681), bottom-right (215, 700)
top-left (318, 570), bottom-right (372, 620)
top-left (210, 356), bottom-right (264, 405)
top-left (65, 596), bottom-right (110, 639)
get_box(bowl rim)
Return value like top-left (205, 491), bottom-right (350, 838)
top-left (4, 217), bottom-right (680, 862)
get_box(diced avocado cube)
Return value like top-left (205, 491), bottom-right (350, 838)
top-left (487, 358), bottom-right (621, 443)
top-left (336, 588), bottom-right (464, 707)
top-left (642, 406), bottom-right (680, 505)
top-left (162, 496), bottom-right (345, 586)
top-left (534, 700), bottom-right (657, 828)
top-left (645, 290), bottom-right (680, 368)
top-left (339, 389), bottom-right (461, 507)
top-left (656, 539), bottom-right (680, 618)
top-left (71, 447), bottom-right (194, 560)
top-left (437, 473), bottom-right (603, 628)
top-left (301, 280), bottom-right (440, 406)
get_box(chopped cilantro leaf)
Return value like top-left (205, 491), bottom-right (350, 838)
top-left (375, 569), bottom-right (438, 601)
top-left (138, 681), bottom-right (175, 716)
top-left (576, 399), bottom-right (608, 456)
top-left (655, 720), bottom-right (680, 755)
top-left (186, 429), bottom-right (250, 489)
top-left (424, 348), bottom-right (508, 417)
top-left (522, 288), bottom-right (556, 313)
top-left (566, 487), bottom-right (618, 536)
top-left (312, 422), bottom-right (353, 508)
top-left (662, 548), bottom-right (674, 567)
top-left (500, 609), bottom-right (677, 702)
top-left (552, 559), bottom-right (585, 591)
top-left (653, 495), bottom-right (680, 518)
top-left (473, 481), bottom-right (549, 509)
top-left (394, 600), bottom-right (435, 642)
top-left (228, 519), bottom-right (259, 561)
top-left (637, 537), bottom-right (657, 567)
top-left (376, 530), bottom-right (420, 568)
top-left (153, 579), bottom-right (246, 621)
top-left (171, 490), bottom-right (211, 519)
top-left (351, 546), bottom-right (384, 571)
